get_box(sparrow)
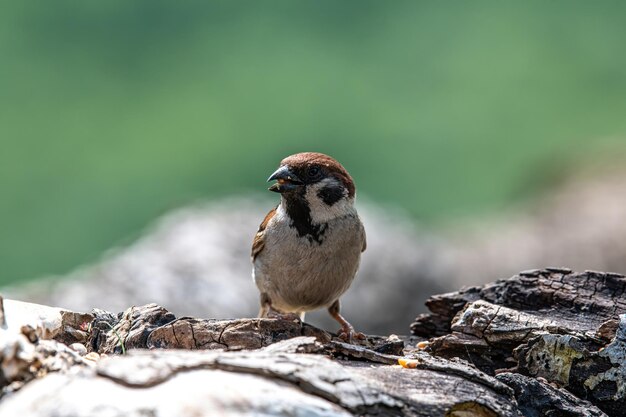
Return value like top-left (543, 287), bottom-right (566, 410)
top-left (252, 152), bottom-right (366, 341)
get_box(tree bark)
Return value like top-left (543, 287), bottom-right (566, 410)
top-left (412, 268), bottom-right (626, 416)
top-left (2, 268), bottom-right (624, 416)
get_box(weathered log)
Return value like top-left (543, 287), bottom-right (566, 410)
top-left (89, 303), bottom-right (403, 356)
top-left (0, 337), bottom-right (522, 417)
top-left (412, 269), bottom-right (626, 372)
top-left (2, 268), bottom-right (626, 416)
top-left (1, 296), bottom-right (521, 415)
top-left (0, 295), bottom-right (95, 394)
top-left (514, 318), bottom-right (626, 417)
top-left (496, 372), bottom-right (607, 417)
top-left (411, 269), bottom-right (626, 415)
top-left (1, 297), bottom-right (92, 345)
top-left (412, 269), bottom-right (626, 339)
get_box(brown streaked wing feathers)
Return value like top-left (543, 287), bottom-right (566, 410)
top-left (251, 206), bottom-right (277, 261)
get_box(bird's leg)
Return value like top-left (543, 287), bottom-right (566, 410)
top-left (328, 300), bottom-right (365, 343)
top-left (258, 292), bottom-right (272, 318)
top-left (258, 293), bottom-right (302, 322)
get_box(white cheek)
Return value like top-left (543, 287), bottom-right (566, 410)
top-left (274, 203), bottom-right (287, 220)
top-left (305, 178), bottom-right (355, 224)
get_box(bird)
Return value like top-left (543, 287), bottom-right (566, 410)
top-left (252, 152), bottom-right (366, 342)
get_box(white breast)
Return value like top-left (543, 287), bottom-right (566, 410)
top-left (253, 204), bottom-right (365, 313)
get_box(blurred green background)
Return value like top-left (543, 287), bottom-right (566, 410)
top-left (2, 1), bottom-right (626, 286)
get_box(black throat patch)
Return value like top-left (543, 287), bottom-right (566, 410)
top-left (284, 196), bottom-right (327, 244)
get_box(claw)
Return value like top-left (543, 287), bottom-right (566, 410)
top-left (328, 300), bottom-right (363, 344)
top-left (337, 324), bottom-right (366, 343)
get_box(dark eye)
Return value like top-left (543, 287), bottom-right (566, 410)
top-left (307, 166), bottom-right (321, 178)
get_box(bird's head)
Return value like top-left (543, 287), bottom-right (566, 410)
top-left (267, 152), bottom-right (356, 221)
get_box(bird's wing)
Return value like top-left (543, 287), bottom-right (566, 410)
top-left (251, 206), bottom-right (278, 261)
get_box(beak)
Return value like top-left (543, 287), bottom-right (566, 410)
top-left (267, 166), bottom-right (303, 193)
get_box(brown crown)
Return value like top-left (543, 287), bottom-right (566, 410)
top-left (280, 152), bottom-right (356, 198)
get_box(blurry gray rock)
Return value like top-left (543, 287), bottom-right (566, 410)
top-left (4, 197), bottom-right (445, 335)
top-left (5, 166), bottom-right (626, 335)
top-left (439, 165), bottom-right (626, 286)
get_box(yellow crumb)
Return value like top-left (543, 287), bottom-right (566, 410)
top-left (398, 358), bottom-right (419, 368)
top-left (416, 341), bottom-right (429, 350)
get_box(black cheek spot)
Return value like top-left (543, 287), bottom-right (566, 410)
top-left (317, 186), bottom-right (344, 206)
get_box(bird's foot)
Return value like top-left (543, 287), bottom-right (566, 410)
top-left (337, 324), bottom-right (366, 344)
